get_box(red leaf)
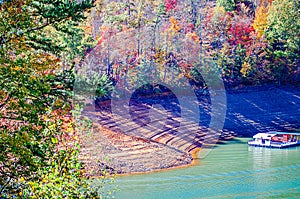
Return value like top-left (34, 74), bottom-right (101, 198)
top-left (165, 0), bottom-right (177, 12)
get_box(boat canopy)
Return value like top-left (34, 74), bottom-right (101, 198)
top-left (269, 131), bottom-right (300, 136)
top-left (253, 133), bottom-right (276, 139)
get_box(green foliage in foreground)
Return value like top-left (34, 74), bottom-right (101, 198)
top-left (0, 0), bottom-right (116, 198)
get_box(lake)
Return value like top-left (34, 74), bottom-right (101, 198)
top-left (111, 138), bottom-right (300, 199)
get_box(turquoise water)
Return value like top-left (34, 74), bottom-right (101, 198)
top-left (111, 138), bottom-right (300, 199)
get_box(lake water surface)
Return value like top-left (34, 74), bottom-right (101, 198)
top-left (113, 138), bottom-right (300, 199)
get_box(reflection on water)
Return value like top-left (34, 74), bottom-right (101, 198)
top-left (103, 138), bottom-right (300, 199)
top-left (250, 147), bottom-right (272, 170)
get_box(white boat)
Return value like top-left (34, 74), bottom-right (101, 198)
top-left (248, 132), bottom-right (300, 148)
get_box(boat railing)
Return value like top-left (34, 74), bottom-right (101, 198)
top-left (270, 141), bottom-right (282, 145)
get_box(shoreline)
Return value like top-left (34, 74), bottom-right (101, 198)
top-left (80, 123), bottom-right (195, 177)
top-left (113, 148), bottom-right (201, 178)
top-left (83, 85), bottom-right (300, 178)
top-left (87, 147), bottom-right (201, 179)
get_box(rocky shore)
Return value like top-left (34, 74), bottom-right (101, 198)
top-left (79, 123), bottom-right (193, 176)
top-left (79, 84), bottom-right (300, 176)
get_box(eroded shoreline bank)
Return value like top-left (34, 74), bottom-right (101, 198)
top-left (79, 85), bottom-right (300, 177)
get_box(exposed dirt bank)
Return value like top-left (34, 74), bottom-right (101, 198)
top-left (79, 84), bottom-right (300, 176)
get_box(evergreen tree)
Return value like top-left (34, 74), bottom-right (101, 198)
top-left (216, 0), bottom-right (235, 11)
top-left (265, 0), bottom-right (300, 83)
top-left (0, 0), bottom-right (112, 197)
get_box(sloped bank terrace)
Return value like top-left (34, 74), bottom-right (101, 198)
top-left (79, 84), bottom-right (300, 176)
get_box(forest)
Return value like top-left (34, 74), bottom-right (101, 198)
top-left (0, 0), bottom-right (299, 198)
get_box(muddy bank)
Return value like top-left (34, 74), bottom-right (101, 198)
top-left (79, 123), bottom-right (193, 176)
top-left (79, 84), bottom-right (300, 176)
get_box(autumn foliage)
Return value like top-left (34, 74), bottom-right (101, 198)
top-left (228, 22), bottom-right (254, 46)
top-left (1, 0), bottom-right (299, 196)
top-left (0, 0), bottom-right (114, 198)
top-left (81, 0), bottom-right (300, 90)
top-left (165, 0), bottom-right (177, 12)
